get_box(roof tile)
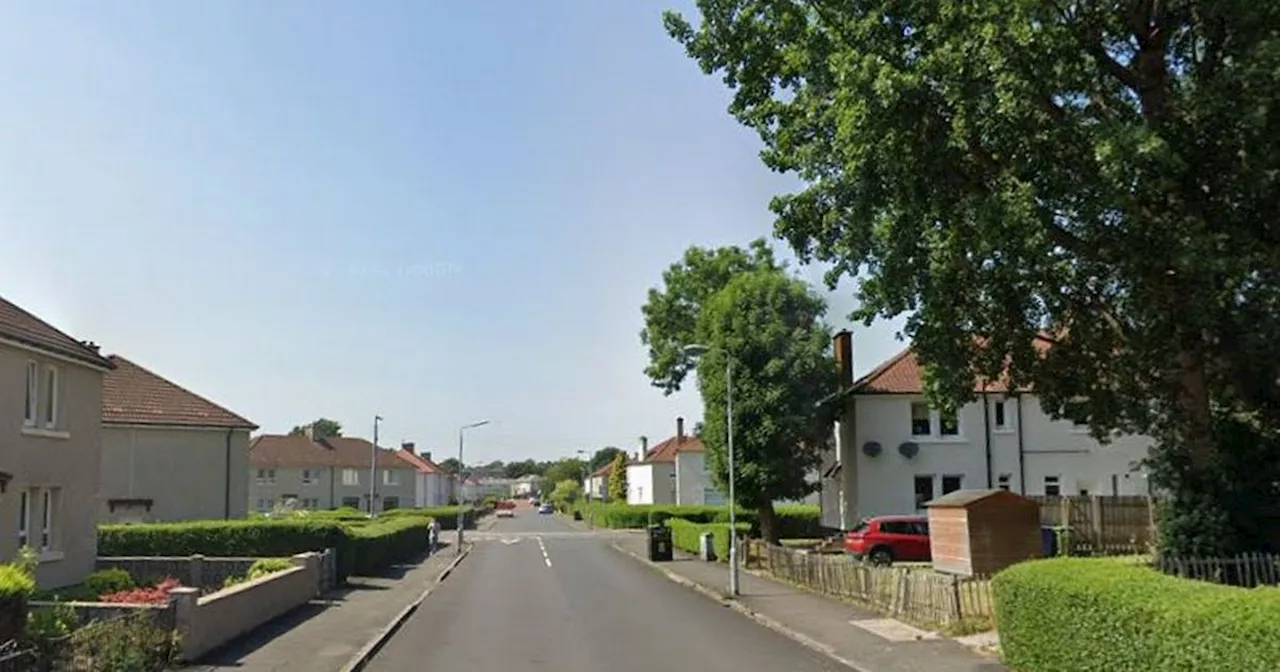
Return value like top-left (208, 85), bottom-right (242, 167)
top-left (854, 334), bottom-right (1054, 394)
top-left (249, 434), bottom-right (412, 469)
top-left (0, 296), bottom-right (113, 369)
top-left (103, 355), bottom-right (257, 429)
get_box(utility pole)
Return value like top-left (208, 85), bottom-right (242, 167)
top-left (370, 415), bottom-right (382, 516)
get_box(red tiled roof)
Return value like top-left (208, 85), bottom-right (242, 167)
top-left (249, 434), bottom-right (411, 469)
top-left (397, 449), bottom-right (442, 474)
top-left (0, 296), bottom-right (113, 369)
top-left (590, 462), bottom-right (614, 478)
top-left (640, 435), bottom-right (704, 464)
top-left (103, 355), bottom-right (257, 429)
top-left (854, 334), bottom-right (1055, 394)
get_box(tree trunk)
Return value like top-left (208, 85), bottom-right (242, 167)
top-left (758, 499), bottom-right (780, 545)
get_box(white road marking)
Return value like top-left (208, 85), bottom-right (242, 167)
top-left (501, 538), bottom-right (521, 545)
top-left (537, 536), bottom-right (552, 567)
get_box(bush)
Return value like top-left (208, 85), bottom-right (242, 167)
top-left (381, 506), bottom-right (476, 530)
top-left (0, 564), bottom-right (35, 601)
top-left (67, 610), bottom-right (179, 671)
top-left (84, 568), bottom-right (135, 598)
top-left (993, 557), bottom-right (1280, 671)
top-left (579, 503), bottom-right (822, 538)
top-left (665, 518), bottom-right (751, 561)
top-left (343, 517), bottom-right (434, 576)
top-left (100, 577), bottom-right (181, 605)
top-left (246, 558), bottom-right (295, 580)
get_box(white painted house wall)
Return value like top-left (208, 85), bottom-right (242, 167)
top-left (674, 452), bottom-right (704, 505)
top-left (824, 393), bottom-right (1154, 526)
top-left (626, 463), bottom-right (675, 505)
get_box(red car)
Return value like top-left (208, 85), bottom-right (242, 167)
top-left (844, 515), bottom-right (931, 565)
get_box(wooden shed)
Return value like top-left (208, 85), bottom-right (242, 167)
top-left (925, 489), bottom-right (1042, 577)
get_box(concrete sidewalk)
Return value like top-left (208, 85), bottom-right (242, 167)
top-left (613, 536), bottom-right (1007, 672)
top-left (179, 545), bottom-right (466, 672)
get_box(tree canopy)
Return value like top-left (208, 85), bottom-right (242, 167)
top-left (588, 446), bottom-right (627, 473)
top-left (289, 418), bottom-right (342, 437)
top-left (641, 242), bottom-right (837, 541)
top-left (664, 1), bottom-right (1280, 556)
top-left (607, 452), bottom-right (629, 502)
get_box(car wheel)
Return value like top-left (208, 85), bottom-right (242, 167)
top-left (868, 547), bottom-right (894, 566)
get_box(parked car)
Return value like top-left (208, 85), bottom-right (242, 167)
top-left (843, 515), bottom-right (930, 566)
top-left (538, 503), bottom-right (554, 514)
top-left (496, 500), bottom-right (516, 518)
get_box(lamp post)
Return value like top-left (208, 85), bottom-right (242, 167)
top-left (457, 420), bottom-right (491, 553)
top-left (683, 343), bottom-right (739, 597)
top-left (370, 416), bottom-right (383, 516)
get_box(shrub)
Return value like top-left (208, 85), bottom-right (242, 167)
top-left (380, 506), bottom-right (475, 530)
top-left (343, 517), bottom-right (434, 576)
top-left (68, 610), bottom-right (179, 671)
top-left (665, 518), bottom-right (751, 561)
top-left (99, 519), bottom-right (349, 558)
top-left (993, 557), bottom-right (1280, 671)
top-left (0, 564), bottom-right (36, 601)
top-left (84, 568), bottom-right (135, 598)
top-left (99, 577), bottom-right (181, 605)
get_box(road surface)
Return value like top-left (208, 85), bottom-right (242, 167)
top-left (367, 505), bottom-right (845, 671)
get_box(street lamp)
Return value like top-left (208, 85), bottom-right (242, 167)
top-left (370, 416), bottom-right (383, 517)
top-left (683, 343), bottom-right (739, 597)
top-left (457, 419), bottom-right (491, 554)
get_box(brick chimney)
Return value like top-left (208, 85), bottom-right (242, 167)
top-left (677, 417), bottom-right (685, 440)
top-left (424, 451), bottom-right (432, 462)
top-left (401, 441), bottom-right (415, 454)
top-left (304, 423), bottom-right (327, 442)
top-left (833, 331), bottom-right (853, 389)
top-left (640, 436), bottom-right (648, 454)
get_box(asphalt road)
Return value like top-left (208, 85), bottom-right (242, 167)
top-left (367, 506), bottom-right (846, 671)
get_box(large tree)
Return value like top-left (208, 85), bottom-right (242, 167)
top-left (289, 418), bottom-right (342, 437)
top-left (589, 446), bottom-right (627, 473)
top-left (664, 1), bottom-right (1280, 556)
top-left (642, 244), bottom-right (838, 542)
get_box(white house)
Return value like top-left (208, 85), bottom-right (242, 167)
top-left (396, 442), bottom-right (451, 507)
top-left (818, 331), bottom-right (1155, 531)
top-left (628, 418), bottom-right (713, 506)
top-left (584, 461), bottom-right (612, 500)
top-left (513, 474), bottom-right (541, 497)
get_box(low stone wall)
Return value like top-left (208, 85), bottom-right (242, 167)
top-left (171, 552), bottom-right (322, 661)
top-left (97, 555), bottom-right (258, 591)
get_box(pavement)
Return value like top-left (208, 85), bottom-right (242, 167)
top-left (178, 540), bottom-right (470, 672)
top-left (611, 535), bottom-right (1009, 672)
top-left (365, 508), bottom-right (849, 672)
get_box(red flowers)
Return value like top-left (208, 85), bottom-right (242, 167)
top-left (99, 577), bottom-right (181, 605)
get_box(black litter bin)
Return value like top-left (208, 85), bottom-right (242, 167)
top-left (1041, 526), bottom-right (1059, 557)
top-left (648, 524), bottom-right (674, 562)
top-left (573, 510), bottom-right (583, 521)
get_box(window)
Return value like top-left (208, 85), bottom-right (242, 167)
top-left (342, 469), bottom-right (360, 486)
top-left (993, 399), bottom-right (1014, 432)
top-left (913, 475), bottom-right (935, 511)
top-left (257, 498), bottom-right (274, 512)
top-left (40, 489), bottom-right (54, 550)
top-left (42, 366), bottom-right (58, 428)
top-left (256, 469), bottom-right (276, 484)
top-left (880, 520), bottom-right (913, 534)
top-left (383, 470), bottom-right (399, 486)
top-left (910, 403), bottom-right (932, 436)
top-left (1044, 475), bottom-right (1061, 497)
top-left (341, 496), bottom-right (361, 508)
top-left (303, 498), bottom-right (320, 509)
top-left (997, 474), bottom-right (1011, 491)
top-left (383, 496), bottom-right (400, 511)
top-left (941, 475), bottom-right (963, 495)
top-left (24, 362), bottom-right (38, 427)
top-left (302, 469), bottom-right (317, 485)
top-left (17, 491), bottom-right (29, 547)
top-left (910, 402), bottom-right (961, 439)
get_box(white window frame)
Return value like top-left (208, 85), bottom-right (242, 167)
top-left (24, 361), bottom-right (38, 427)
top-left (992, 398), bottom-right (1015, 433)
top-left (383, 469), bottom-right (399, 486)
top-left (17, 490), bottom-right (30, 547)
top-left (302, 469), bottom-right (317, 485)
top-left (1044, 475), bottom-right (1062, 497)
top-left (997, 474), bottom-right (1012, 491)
top-left (342, 469), bottom-right (359, 486)
top-left (256, 468), bottom-right (276, 484)
top-left (42, 365), bottom-right (58, 429)
top-left (909, 401), bottom-right (964, 440)
top-left (40, 489), bottom-right (53, 551)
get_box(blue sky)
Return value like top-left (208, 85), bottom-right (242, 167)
top-left (0, 1), bottom-right (907, 464)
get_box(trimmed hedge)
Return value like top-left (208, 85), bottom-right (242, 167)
top-left (665, 519), bottom-right (752, 561)
top-left (578, 503), bottom-right (822, 539)
top-left (993, 557), bottom-right (1280, 671)
top-left (0, 564), bottom-right (35, 601)
top-left (380, 506), bottom-right (477, 530)
top-left (99, 516), bottom-right (438, 580)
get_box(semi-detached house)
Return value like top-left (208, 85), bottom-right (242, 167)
top-left (396, 441), bottom-right (451, 508)
top-left (248, 426), bottom-right (417, 513)
top-left (818, 331), bottom-right (1155, 531)
top-left (0, 296), bottom-right (113, 588)
top-left (627, 418), bottom-right (720, 506)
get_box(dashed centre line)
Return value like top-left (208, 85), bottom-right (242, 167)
top-left (537, 536), bottom-right (552, 567)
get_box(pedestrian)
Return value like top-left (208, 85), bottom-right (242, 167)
top-left (430, 516), bottom-right (441, 553)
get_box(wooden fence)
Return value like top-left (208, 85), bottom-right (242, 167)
top-left (1029, 495), bottom-right (1156, 556)
top-left (1154, 552), bottom-right (1280, 588)
top-left (748, 542), bottom-right (995, 629)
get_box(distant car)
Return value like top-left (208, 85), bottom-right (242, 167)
top-left (529, 499), bottom-right (539, 507)
top-left (844, 515), bottom-right (930, 566)
top-left (538, 503), bottom-right (554, 514)
top-left (496, 507), bottom-right (515, 518)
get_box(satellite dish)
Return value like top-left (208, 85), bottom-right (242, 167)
top-left (862, 441), bottom-right (882, 457)
top-left (898, 441), bottom-right (920, 459)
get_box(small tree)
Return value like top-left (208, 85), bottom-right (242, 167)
top-left (607, 452), bottom-right (628, 503)
top-left (289, 418), bottom-right (342, 437)
top-left (549, 479), bottom-right (582, 510)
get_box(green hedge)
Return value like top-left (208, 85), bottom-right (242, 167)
top-left (0, 564), bottom-right (35, 601)
top-left (99, 517), bottom-right (438, 581)
top-left (665, 519), bottom-right (752, 561)
top-left (380, 506), bottom-right (477, 530)
top-left (993, 557), bottom-right (1280, 671)
top-left (578, 503), bottom-right (822, 538)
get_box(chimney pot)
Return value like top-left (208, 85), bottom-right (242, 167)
top-left (677, 417), bottom-right (685, 440)
top-left (424, 451), bottom-right (432, 462)
top-left (640, 436), bottom-right (649, 453)
top-left (834, 331), bottom-right (854, 388)
top-left (401, 441), bottom-right (415, 454)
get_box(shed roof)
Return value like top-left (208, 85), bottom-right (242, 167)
top-left (925, 488), bottom-right (1026, 508)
